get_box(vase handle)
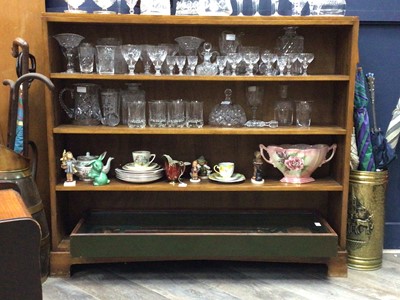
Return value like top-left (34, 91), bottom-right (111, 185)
top-left (259, 144), bottom-right (274, 166)
top-left (320, 144), bottom-right (337, 167)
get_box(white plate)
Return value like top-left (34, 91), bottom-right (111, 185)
top-left (122, 162), bottom-right (159, 171)
top-left (116, 174), bottom-right (163, 183)
top-left (115, 167), bottom-right (163, 175)
top-left (208, 173), bottom-right (246, 183)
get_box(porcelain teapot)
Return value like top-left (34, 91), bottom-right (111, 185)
top-left (75, 151), bottom-right (114, 181)
top-left (163, 154), bottom-right (190, 184)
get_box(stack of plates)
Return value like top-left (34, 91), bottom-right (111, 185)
top-left (115, 163), bottom-right (164, 183)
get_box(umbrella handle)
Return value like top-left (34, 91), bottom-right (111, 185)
top-left (366, 72), bottom-right (379, 132)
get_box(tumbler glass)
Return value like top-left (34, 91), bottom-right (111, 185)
top-left (78, 43), bottom-right (95, 73)
top-left (127, 100), bottom-right (146, 128)
top-left (296, 100), bottom-right (312, 127)
top-left (148, 100), bottom-right (167, 127)
top-left (186, 101), bottom-right (204, 128)
top-left (96, 45), bottom-right (116, 74)
top-left (167, 99), bottom-right (186, 127)
top-left (100, 89), bottom-right (120, 126)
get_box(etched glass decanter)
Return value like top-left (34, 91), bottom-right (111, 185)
top-left (195, 42), bottom-right (219, 75)
top-left (276, 26), bottom-right (304, 75)
top-left (209, 89), bottom-right (247, 127)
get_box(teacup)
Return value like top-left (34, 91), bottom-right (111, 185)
top-left (213, 162), bottom-right (234, 179)
top-left (132, 151), bottom-right (156, 168)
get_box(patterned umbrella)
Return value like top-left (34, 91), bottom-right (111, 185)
top-left (353, 67), bottom-right (376, 171)
top-left (385, 97), bottom-right (400, 151)
top-left (365, 72), bottom-right (396, 170)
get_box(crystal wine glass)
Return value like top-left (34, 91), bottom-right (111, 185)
top-left (272, 0), bottom-right (280, 15)
top-left (176, 56), bottom-right (186, 75)
top-left (165, 56), bottom-right (177, 75)
top-left (147, 46), bottom-right (168, 76)
top-left (216, 56), bottom-right (228, 75)
top-left (53, 33), bottom-right (85, 73)
top-left (64, 0), bottom-right (86, 13)
top-left (236, 0), bottom-right (244, 16)
top-left (125, 0), bottom-right (136, 14)
top-left (139, 45), bottom-right (153, 74)
top-left (292, 0), bottom-right (307, 16)
top-left (244, 85), bottom-right (265, 127)
top-left (298, 53), bottom-right (315, 75)
top-left (277, 55), bottom-right (288, 76)
top-left (261, 51), bottom-right (277, 76)
top-left (242, 47), bottom-right (260, 76)
top-left (285, 53), bottom-right (298, 76)
top-left (121, 44), bottom-right (141, 75)
top-left (226, 52), bottom-right (242, 76)
top-left (252, 0), bottom-right (261, 16)
top-left (186, 55), bottom-right (198, 76)
top-left (93, 0), bottom-right (116, 14)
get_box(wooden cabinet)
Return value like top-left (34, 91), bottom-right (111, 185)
top-left (42, 14), bottom-right (359, 277)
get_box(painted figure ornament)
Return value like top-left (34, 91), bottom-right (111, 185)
top-left (190, 160), bottom-right (201, 183)
top-left (197, 155), bottom-right (211, 179)
top-left (251, 151), bottom-right (264, 184)
top-left (60, 149), bottom-right (77, 186)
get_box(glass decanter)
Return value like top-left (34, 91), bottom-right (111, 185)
top-left (195, 42), bottom-right (219, 76)
top-left (276, 26), bottom-right (304, 75)
top-left (209, 89), bottom-right (247, 127)
top-left (274, 85), bottom-right (293, 126)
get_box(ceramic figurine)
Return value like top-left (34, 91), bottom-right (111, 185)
top-left (251, 151), bottom-right (264, 184)
top-left (87, 152), bottom-right (114, 186)
top-left (60, 150), bottom-right (77, 186)
top-left (190, 160), bottom-right (201, 183)
top-left (197, 156), bottom-right (211, 179)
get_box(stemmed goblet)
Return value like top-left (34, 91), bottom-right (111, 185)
top-left (298, 53), bottom-right (315, 75)
top-left (147, 46), bottom-right (168, 76)
top-left (252, 0), bottom-right (261, 16)
top-left (292, 0), bottom-right (307, 16)
top-left (244, 86), bottom-right (265, 127)
top-left (216, 56), bottom-right (227, 75)
top-left (121, 44), bottom-right (141, 75)
top-left (243, 47), bottom-right (260, 76)
top-left (53, 33), bottom-right (85, 73)
top-left (165, 56), bottom-right (177, 75)
top-left (260, 51), bottom-right (277, 76)
top-left (176, 56), bottom-right (186, 75)
top-left (226, 52), bottom-right (242, 76)
top-left (277, 55), bottom-right (288, 76)
top-left (272, 0), bottom-right (280, 16)
top-left (186, 56), bottom-right (198, 76)
top-left (285, 53), bottom-right (298, 76)
top-left (64, 0), bottom-right (86, 13)
top-left (140, 45), bottom-right (153, 74)
top-left (93, 0), bottom-right (116, 14)
top-left (125, 0), bottom-right (136, 14)
top-left (236, 0), bottom-right (244, 16)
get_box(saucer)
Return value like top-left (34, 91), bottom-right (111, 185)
top-left (122, 162), bottom-right (159, 171)
top-left (208, 173), bottom-right (246, 183)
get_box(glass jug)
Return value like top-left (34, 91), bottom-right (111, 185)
top-left (197, 0), bottom-right (232, 16)
top-left (58, 83), bottom-right (102, 125)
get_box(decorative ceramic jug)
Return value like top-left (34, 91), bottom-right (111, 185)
top-left (259, 143), bottom-right (337, 183)
top-left (163, 154), bottom-right (190, 184)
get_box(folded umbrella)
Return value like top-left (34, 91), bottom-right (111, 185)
top-left (353, 67), bottom-right (376, 171)
top-left (385, 97), bottom-right (400, 151)
top-left (365, 72), bottom-right (396, 170)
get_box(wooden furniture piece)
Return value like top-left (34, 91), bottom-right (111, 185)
top-left (0, 188), bottom-right (42, 300)
top-left (42, 14), bottom-right (359, 277)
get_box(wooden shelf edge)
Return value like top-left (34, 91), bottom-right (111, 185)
top-left (53, 125), bottom-right (348, 135)
top-left (55, 178), bottom-right (343, 192)
top-left (49, 73), bottom-right (350, 81)
top-left (42, 13), bottom-right (358, 26)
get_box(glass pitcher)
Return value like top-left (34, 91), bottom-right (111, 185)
top-left (58, 83), bottom-right (102, 125)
